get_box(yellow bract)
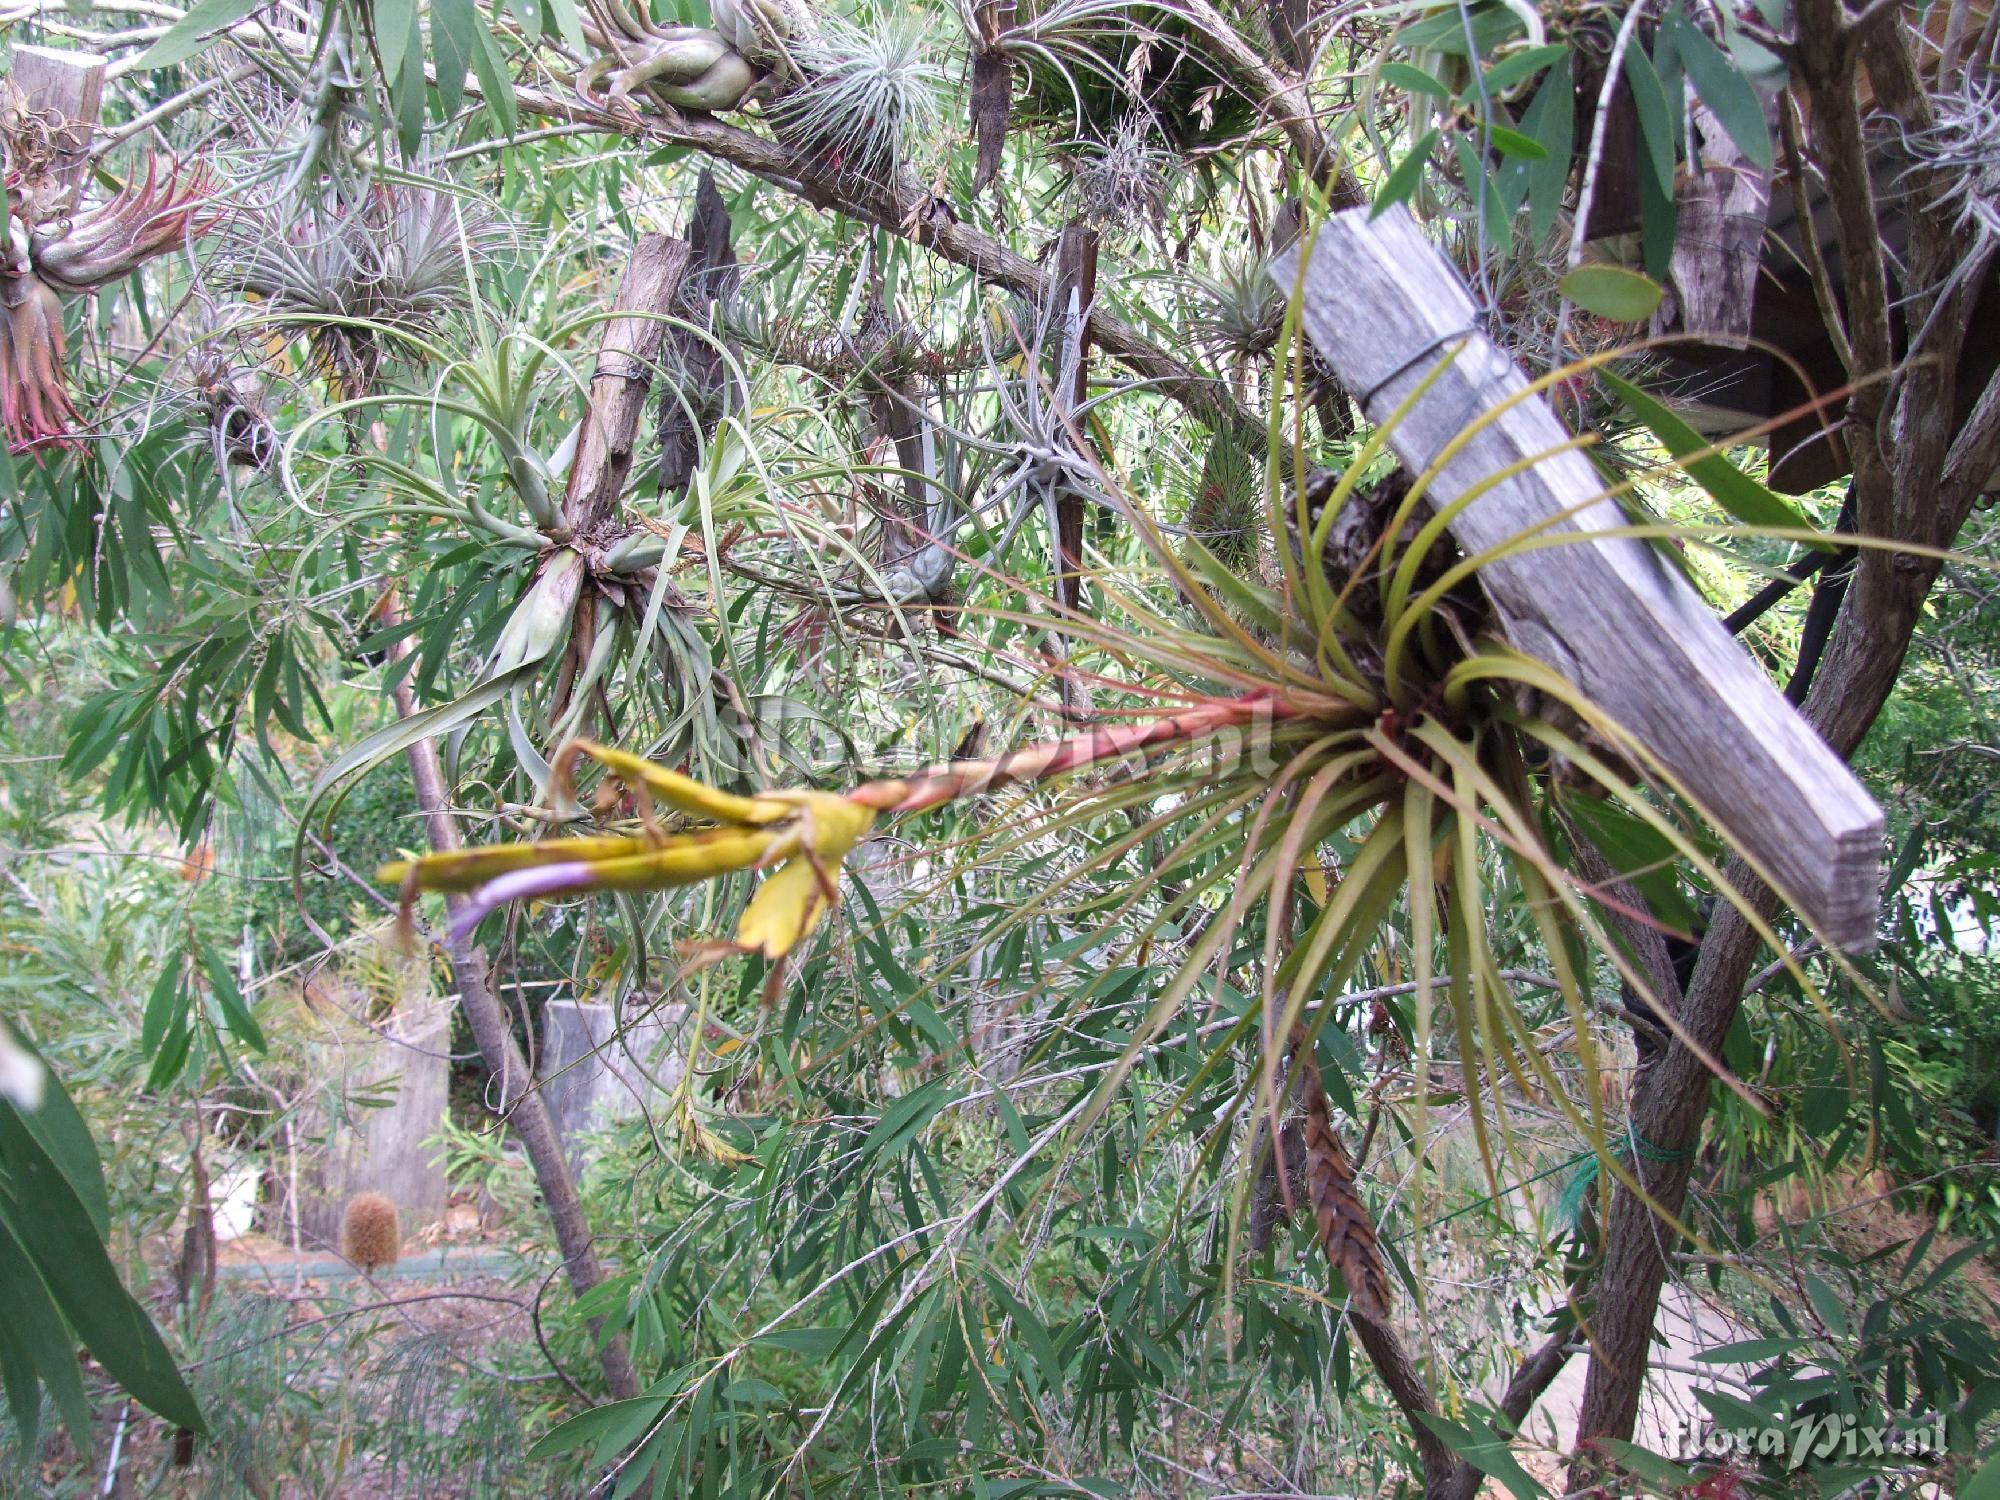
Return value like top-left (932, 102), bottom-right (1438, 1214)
top-left (559, 739), bottom-right (794, 826)
top-left (379, 745), bottom-right (874, 966)
top-left (732, 792), bottom-right (876, 960)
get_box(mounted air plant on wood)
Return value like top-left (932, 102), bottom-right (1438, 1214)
top-left (994, 0), bottom-right (1258, 151)
top-left (364, 199), bottom-right (1913, 1500)
top-left (576, 0), bottom-right (762, 114)
top-left (0, 119), bottom-right (212, 451)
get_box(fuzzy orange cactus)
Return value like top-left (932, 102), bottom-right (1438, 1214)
top-left (341, 1191), bottom-right (400, 1271)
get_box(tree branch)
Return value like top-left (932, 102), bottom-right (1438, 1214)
top-left (482, 78), bottom-right (1266, 444)
top-left (1176, 0), bottom-right (1363, 207)
top-left (382, 596), bottom-right (641, 1403)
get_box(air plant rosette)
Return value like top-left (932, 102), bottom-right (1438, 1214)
top-left (221, 183), bottom-right (501, 399)
top-left (380, 356), bottom-right (1836, 1287)
top-left (0, 156), bottom-right (214, 452)
top-left (766, 10), bottom-right (949, 184)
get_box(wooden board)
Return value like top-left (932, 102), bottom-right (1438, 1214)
top-left (1652, 99), bottom-right (1774, 347)
top-left (563, 234), bottom-right (689, 533)
top-left (1270, 205), bottom-right (1882, 951)
top-left (9, 46), bottom-right (105, 213)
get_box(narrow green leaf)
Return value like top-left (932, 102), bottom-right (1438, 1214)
top-left (543, 0), bottom-right (584, 51)
top-left (1558, 264), bottom-right (1662, 323)
top-left (132, 0), bottom-right (263, 69)
top-left (0, 1110), bottom-right (206, 1432)
top-left (752, 1328), bottom-right (846, 1358)
top-left (1693, 1387), bottom-right (1776, 1432)
top-left (0, 1036), bottom-right (109, 1239)
top-left (1372, 127), bottom-right (1439, 218)
top-left (1525, 54), bottom-right (1574, 243)
top-left (373, 0), bottom-right (414, 79)
top-left (1592, 1438), bottom-right (1696, 1488)
top-left (1600, 366), bottom-right (1823, 538)
top-left (1622, 43), bottom-right (1677, 201)
top-left (468, 20), bottom-right (519, 135)
top-left (146, 1010), bottom-right (194, 1092)
top-left (431, 0), bottom-right (477, 116)
top-left (1414, 1413), bottom-right (1546, 1499)
top-left (1636, 145), bottom-right (1679, 275)
top-left (199, 943), bottom-right (265, 1053)
top-left (1484, 123), bottom-right (1548, 160)
top-left (395, 6), bottom-right (427, 157)
top-left (1693, 1336), bottom-right (1811, 1363)
top-left (1964, 1449), bottom-right (2000, 1500)
top-left (1380, 62), bottom-right (1453, 99)
top-left (1665, 13), bottom-right (1773, 170)
top-left (1484, 42), bottom-right (1569, 95)
top-left (527, 1391), bottom-right (672, 1460)
top-left (1912, 1238), bottom-right (1996, 1299)
top-left (0, 1216), bottom-right (90, 1448)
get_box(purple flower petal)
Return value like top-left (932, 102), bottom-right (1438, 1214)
top-left (449, 861), bottom-right (599, 942)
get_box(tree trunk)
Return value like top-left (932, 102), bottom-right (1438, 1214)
top-left (1566, 0), bottom-right (2000, 1470)
top-left (385, 608), bottom-right (641, 1402)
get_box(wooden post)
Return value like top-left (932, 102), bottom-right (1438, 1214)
top-left (1651, 100), bottom-right (1774, 347)
top-left (552, 234), bottom-right (689, 726)
top-left (563, 235), bottom-right (690, 534)
top-left (1051, 221), bottom-right (1096, 619)
top-left (1050, 221), bottom-right (1098, 722)
top-left (1271, 205), bottom-right (1882, 951)
top-left (9, 46), bottom-right (105, 213)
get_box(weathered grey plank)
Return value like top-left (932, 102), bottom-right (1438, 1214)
top-left (9, 47), bottom-right (104, 213)
top-left (563, 234), bottom-right (689, 533)
top-left (1652, 99), bottom-right (1774, 347)
top-left (1270, 205), bottom-right (1881, 951)
top-left (539, 999), bottom-right (689, 1169)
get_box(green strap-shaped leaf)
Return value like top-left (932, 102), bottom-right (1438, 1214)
top-left (1380, 62), bottom-right (1453, 99)
top-left (0, 1216), bottom-right (90, 1450)
top-left (1591, 1439), bottom-right (1698, 1489)
top-left (199, 943), bottom-right (266, 1054)
top-left (0, 1107), bottom-right (206, 1433)
top-left (1664, 12), bottom-right (1773, 171)
top-left (373, 0), bottom-right (416, 80)
top-left (1525, 54), bottom-right (1574, 243)
top-left (1600, 367), bottom-right (1824, 540)
top-left (395, 1), bottom-right (428, 159)
top-left (298, 662), bottom-right (537, 845)
top-left (1, 1031), bottom-right (109, 1238)
top-left (141, 951), bottom-right (187, 1060)
top-left (1484, 123), bottom-right (1548, 160)
top-left (1622, 42), bottom-right (1678, 202)
top-left (1483, 42), bottom-right (1568, 95)
top-left (1414, 1413), bottom-right (1547, 1500)
top-left (131, 0), bottom-right (265, 70)
top-left (1372, 127), bottom-right (1440, 218)
top-left (431, 0), bottom-right (478, 117)
top-left (526, 1384), bottom-right (676, 1460)
top-left (469, 19), bottom-right (520, 136)
top-left (1559, 264), bottom-right (1663, 323)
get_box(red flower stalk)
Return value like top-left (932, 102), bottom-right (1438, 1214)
top-left (847, 691), bottom-right (1302, 815)
top-left (0, 273), bottom-right (77, 452)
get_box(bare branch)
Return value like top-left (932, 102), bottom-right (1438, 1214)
top-left (481, 77), bottom-right (1267, 443)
